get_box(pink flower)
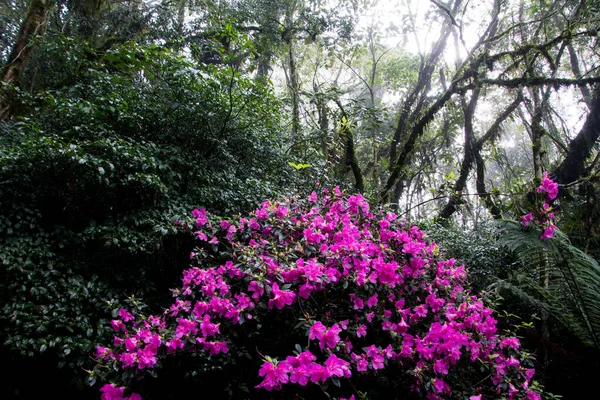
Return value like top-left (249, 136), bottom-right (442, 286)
top-left (136, 347), bottom-right (157, 369)
top-left (525, 368), bottom-right (535, 382)
top-left (111, 320), bottom-right (126, 332)
top-left (96, 345), bottom-right (111, 359)
top-left (500, 337), bottom-right (520, 350)
top-left (432, 378), bottom-right (450, 394)
top-left (96, 189), bottom-right (542, 397)
top-left (120, 352), bottom-right (137, 368)
top-left (521, 212), bottom-right (533, 226)
top-left (371, 354), bottom-right (385, 370)
top-left (325, 354), bottom-right (352, 378)
top-left (526, 391), bottom-right (542, 400)
top-left (255, 360), bottom-right (291, 391)
top-left (365, 293), bottom-right (378, 308)
top-left (118, 309), bottom-right (134, 322)
top-left (268, 283), bottom-right (296, 309)
top-left (352, 296), bottom-right (364, 310)
top-left (434, 359), bottom-right (448, 375)
top-left (287, 351), bottom-right (317, 367)
top-left (175, 318), bottom-right (197, 338)
top-left (165, 338), bottom-right (184, 353)
top-left (298, 282), bottom-right (315, 299)
top-left (226, 225), bottom-right (237, 240)
top-left (124, 337), bottom-right (138, 352)
top-left (200, 340), bottom-right (229, 355)
top-left (356, 358), bottom-right (368, 371)
top-left (220, 220), bottom-right (231, 230)
top-left (395, 318), bottom-right (409, 334)
top-left (100, 384), bottom-right (125, 400)
top-left (537, 172), bottom-right (559, 200)
top-left (248, 281), bottom-right (264, 301)
top-left (275, 205), bottom-right (288, 218)
top-left (413, 304), bottom-right (428, 318)
top-left (289, 364), bottom-right (312, 386)
top-left (309, 363), bottom-right (330, 383)
top-left (309, 321), bottom-right (326, 341)
top-left (192, 208), bottom-right (207, 226)
top-left (200, 314), bottom-right (220, 337)
top-left (356, 324), bottom-right (367, 338)
top-left (309, 321), bottom-right (342, 349)
top-left (540, 226), bottom-right (554, 240)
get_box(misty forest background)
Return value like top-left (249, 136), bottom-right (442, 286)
top-left (1, 0), bottom-right (600, 398)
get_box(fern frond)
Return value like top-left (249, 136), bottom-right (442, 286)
top-left (494, 220), bottom-right (600, 349)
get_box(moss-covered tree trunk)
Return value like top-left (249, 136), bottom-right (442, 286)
top-left (0, 0), bottom-right (48, 120)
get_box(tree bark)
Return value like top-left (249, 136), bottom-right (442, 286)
top-left (378, 66), bottom-right (475, 204)
top-left (388, 1), bottom-right (459, 167)
top-left (437, 90), bottom-right (522, 221)
top-left (176, 0), bottom-right (187, 35)
top-left (475, 151), bottom-right (502, 219)
top-left (335, 100), bottom-right (364, 193)
top-left (567, 43), bottom-right (591, 108)
top-left (283, 3), bottom-right (301, 152)
top-left (0, 0), bottom-right (48, 121)
top-left (438, 88), bottom-right (479, 221)
top-left (553, 88), bottom-right (600, 184)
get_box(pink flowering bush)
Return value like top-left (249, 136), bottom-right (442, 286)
top-left (93, 188), bottom-right (545, 399)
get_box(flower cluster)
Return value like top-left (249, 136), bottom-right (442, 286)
top-left (522, 172), bottom-right (558, 239)
top-left (100, 384), bottom-right (141, 400)
top-left (94, 188), bottom-right (544, 399)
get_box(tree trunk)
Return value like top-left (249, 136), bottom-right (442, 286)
top-left (335, 100), bottom-right (364, 193)
top-left (438, 91), bottom-right (522, 220)
top-left (553, 88), bottom-right (600, 184)
top-left (283, 3), bottom-right (301, 152)
top-left (567, 45), bottom-right (591, 108)
top-left (176, 0), bottom-right (187, 35)
top-left (287, 38), bottom-right (301, 150)
top-left (378, 68), bottom-right (472, 204)
top-left (0, 0), bottom-right (48, 121)
top-left (388, 11), bottom-right (455, 168)
top-left (438, 88), bottom-right (480, 221)
top-left (475, 151), bottom-right (502, 219)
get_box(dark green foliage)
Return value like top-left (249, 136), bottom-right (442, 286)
top-left (495, 221), bottom-right (600, 350)
top-left (423, 222), bottom-right (517, 291)
top-left (0, 37), bottom-right (295, 396)
top-left (557, 180), bottom-right (600, 260)
top-left (425, 219), bottom-right (600, 350)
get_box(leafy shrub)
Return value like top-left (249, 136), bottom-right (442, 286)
top-left (93, 189), bottom-right (545, 400)
top-left (0, 38), bottom-right (297, 397)
top-left (423, 222), bottom-right (517, 293)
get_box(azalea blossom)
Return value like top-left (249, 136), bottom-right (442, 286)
top-left (537, 172), bottom-right (559, 200)
top-left (521, 212), bottom-right (533, 226)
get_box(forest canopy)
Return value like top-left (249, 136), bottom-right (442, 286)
top-left (1, 0), bottom-right (600, 399)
